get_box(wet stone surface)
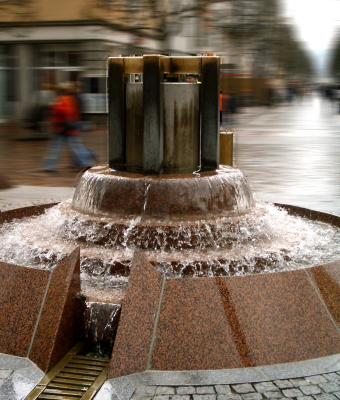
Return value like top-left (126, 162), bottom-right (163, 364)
top-left (233, 96), bottom-right (340, 216)
top-left (0, 353), bottom-right (44, 399)
top-left (131, 371), bottom-right (340, 400)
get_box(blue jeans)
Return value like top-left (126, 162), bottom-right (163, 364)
top-left (44, 135), bottom-right (95, 171)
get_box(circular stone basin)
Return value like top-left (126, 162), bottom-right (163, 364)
top-left (72, 165), bottom-right (255, 218)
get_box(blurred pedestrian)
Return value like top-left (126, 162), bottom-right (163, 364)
top-left (43, 83), bottom-right (96, 172)
top-left (25, 82), bottom-right (55, 138)
top-left (73, 81), bottom-right (93, 133)
top-left (71, 81), bottom-right (97, 167)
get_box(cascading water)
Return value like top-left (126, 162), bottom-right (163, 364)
top-left (0, 177), bottom-right (339, 285)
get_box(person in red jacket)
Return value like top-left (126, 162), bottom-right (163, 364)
top-left (43, 83), bottom-right (95, 172)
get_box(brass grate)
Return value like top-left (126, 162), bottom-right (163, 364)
top-left (26, 343), bottom-right (109, 400)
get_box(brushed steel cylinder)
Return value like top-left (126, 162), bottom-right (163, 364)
top-left (125, 82), bottom-right (200, 173)
top-left (162, 83), bottom-right (200, 173)
top-left (126, 82), bottom-right (143, 171)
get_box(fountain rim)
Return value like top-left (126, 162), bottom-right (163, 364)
top-left (78, 165), bottom-right (238, 180)
top-left (71, 165), bottom-right (256, 218)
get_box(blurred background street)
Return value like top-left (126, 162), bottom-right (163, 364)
top-left (234, 95), bottom-right (340, 215)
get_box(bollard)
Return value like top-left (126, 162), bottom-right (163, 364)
top-left (219, 131), bottom-right (233, 166)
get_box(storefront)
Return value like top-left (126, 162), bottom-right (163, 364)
top-left (0, 24), bottom-right (159, 121)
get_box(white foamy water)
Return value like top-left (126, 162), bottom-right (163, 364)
top-left (0, 200), bottom-right (338, 288)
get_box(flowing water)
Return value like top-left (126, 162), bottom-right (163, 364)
top-left (0, 200), bottom-right (339, 295)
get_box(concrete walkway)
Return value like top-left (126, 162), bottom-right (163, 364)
top-left (0, 185), bottom-right (74, 211)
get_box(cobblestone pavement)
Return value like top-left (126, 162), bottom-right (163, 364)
top-left (132, 371), bottom-right (340, 400)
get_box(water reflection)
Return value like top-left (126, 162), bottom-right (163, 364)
top-left (234, 95), bottom-right (340, 216)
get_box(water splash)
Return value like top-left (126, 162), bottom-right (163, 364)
top-left (84, 301), bottom-right (121, 355)
top-left (0, 201), bottom-right (338, 296)
top-left (143, 182), bottom-right (151, 213)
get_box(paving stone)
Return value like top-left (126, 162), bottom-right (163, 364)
top-left (319, 383), bottom-right (340, 393)
top-left (215, 385), bottom-right (232, 395)
top-left (254, 382), bottom-right (278, 393)
top-left (282, 388), bottom-right (304, 397)
top-left (177, 386), bottom-right (196, 395)
top-left (274, 380), bottom-right (294, 389)
top-left (217, 396), bottom-right (234, 400)
top-left (155, 387), bottom-right (176, 395)
top-left (153, 396), bottom-right (170, 400)
top-left (216, 396), bottom-right (241, 400)
top-left (312, 395), bottom-right (337, 400)
top-left (232, 384), bottom-right (255, 394)
top-left (196, 386), bottom-right (216, 394)
top-left (306, 376), bottom-right (328, 385)
top-left (241, 394), bottom-right (263, 400)
top-left (289, 378), bottom-right (309, 386)
top-left (300, 385), bottom-right (322, 395)
top-left (263, 391), bottom-right (282, 399)
top-left (296, 397), bottom-right (314, 400)
top-left (193, 395), bottom-right (217, 400)
top-left (171, 396), bottom-right (190, 400)
top-left (333, 392), bottom-right (340, 399)
top-left (324, 374), bottom-right (340, 382)
top-left (134, 397), bottom-right (152, 400)
top-left (135, 386), bottom-right (156, 396)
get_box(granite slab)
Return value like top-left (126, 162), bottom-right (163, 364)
top-left (29, 248), bottom-right (81, 371)
top-left (0, 248), bottom-right (81, 371)
top-left (218, 269), bottom-right (340, 366)
top-left (151, 278), bottom-right (243, 370)
top-left (0, 262), bottom-right (50, 357)
top-left (0, 203), bottom-right (55, 224)
top-left (110, 252), bottom-right (165, 377)
top-left (109, 254), bottom-right (340, 377)
top-left (307, 261), bottom-right (340, 326)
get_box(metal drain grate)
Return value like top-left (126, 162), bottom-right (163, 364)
top-left (26, 343), bottom-right (109, 400)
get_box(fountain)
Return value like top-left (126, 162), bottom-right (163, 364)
top-left (0, 55), bottom-right (339, 392)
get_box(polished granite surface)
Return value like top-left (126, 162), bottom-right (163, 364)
top-left (110, 254), bottom-right (340, 377)
top-left (0, 248), bottom-right (81, 372)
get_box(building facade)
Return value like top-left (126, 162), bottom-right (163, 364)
top-left (1, 0), bottom-right (282, 121)
top-left (0, 0), bottom-right (163, 120)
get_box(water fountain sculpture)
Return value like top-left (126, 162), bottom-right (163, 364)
top-left (0, 55), bottom-right (339, 388)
